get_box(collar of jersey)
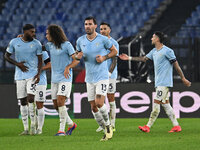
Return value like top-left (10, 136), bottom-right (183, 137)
top-left (20, 37), bottom-right (33, 43)
top-left (86, 33), bottom-right (98, 42)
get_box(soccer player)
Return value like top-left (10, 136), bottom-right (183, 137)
top-left (119, 31), bottom-right (191, 133)
top-left (95, 22), bottom-right (119, 133)
top-left (15, 34), bottom-right (51, 135)
top-left (4, 24), bottom-right (42, 135)
top-left (75, 16), bottom-right (118, 141)
top-left (45, 24), bottom-right (79, 136)
top-left (35, 51), bottom-right (51, 134)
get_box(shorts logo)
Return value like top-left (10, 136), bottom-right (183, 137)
top-left (30, 84), bottom-right (36, 92)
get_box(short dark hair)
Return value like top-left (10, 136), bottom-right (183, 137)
top-left (84, 16), bottom-right (97, 25)
top-left (23, 24), bottom-right (35, 31)
top-left (154, 31), bottom-right (165, 43)
top-left (100, 22), bottom-right (111, 29)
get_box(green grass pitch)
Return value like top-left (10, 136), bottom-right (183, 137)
top-left (0, 118), bottom-right (199, 150)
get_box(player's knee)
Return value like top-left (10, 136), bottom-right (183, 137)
top-left (91, 105), bottom-right (98, 112)
top-left (20, 97), bottom-right (27, 106)
top-left (52, 99), bottom-right (58, 110)
top-left (27, 94), bottom-right (34, 103)
top-left (107, 93), bottom-right (115, 102)
top-left (36, 102), bottom-right (43, 109)
top-left (57, 101), bottom-right (64, 107)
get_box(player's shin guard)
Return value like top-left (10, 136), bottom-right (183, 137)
top-left (28, 102), bottom-right (35, 127)
top-left (147, 103), bottom-right (160, 128)
top-left (20, 105), bottom-right (29, 131)
top-left (99, 104), bottom-right (110, 126)
top-left (92, 111), bottom-right (105, 129)
top-left (37, 107), bottom-right (45, 131)
top-left (58, 106), bottom-right (67, 132)
top-left (109, 101), bottom-right (116, 128)
top-left (162, 103), bottom-right (179, 126)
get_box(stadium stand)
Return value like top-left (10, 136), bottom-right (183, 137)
top-left (176, 5), bottom-right (200, 38)
top-left (0, 0), bottom-right (164, 47)
top-left (0, 0), bottom-right (200, 83)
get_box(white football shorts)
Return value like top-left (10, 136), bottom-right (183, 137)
top-left (107, 78), bottom-right (116, 94)
top-left (16, 78), bottom-right (36, 99)
top-left (51, 82), bottom-right (72, 100)
top-left (86, 79), bottom-right (109, 101)
top-left (35, 85), bottom-right (47, 102)
top-left (155, 86), bottom-right (169, 103)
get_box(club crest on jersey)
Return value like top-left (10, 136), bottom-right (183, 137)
top-left (96, 43), bottom-right (100, 47)
top-left (30, 44), bottom-right (34, 48)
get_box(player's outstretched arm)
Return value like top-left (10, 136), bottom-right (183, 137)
top-left (173, 61), bottom-right (191, 87)
top-left (119, 53), bottom-right (129, 60)
top-left (119, 53), bottom-right (148, 62)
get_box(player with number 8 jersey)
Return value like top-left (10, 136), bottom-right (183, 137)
top-left (45, 24), bottom-right (80, 136)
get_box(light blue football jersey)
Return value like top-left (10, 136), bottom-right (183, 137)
top-left (146, 45), bottom-right (176, 87)
top-left (38, 51), bottom-right (49, 85)
top-left (6, 37), bottom-right (42, 80)
top-left (107, 37), bottom-right (119, 79)
top-left (45, 41), bottom-right (75, 83)
top-left (76, 33), bottom-right (113, 83)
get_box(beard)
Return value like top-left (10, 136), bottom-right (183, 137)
top-left (26, 35), bottom-right (34, 41)
top-left (85, 28), bottom-right (94, 35)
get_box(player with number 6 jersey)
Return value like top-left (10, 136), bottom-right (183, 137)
top-left (94, 22), bottom-right (119, 133)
